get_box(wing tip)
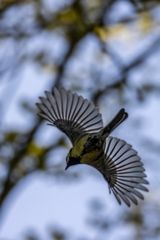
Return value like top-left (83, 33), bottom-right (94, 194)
top-left (104, 136), bottom-right (149, 207)
top-left (36, 87), bottom-right (103, 143)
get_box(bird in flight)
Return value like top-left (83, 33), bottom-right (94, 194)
top-left (36, 87), bottom-right (148, 207)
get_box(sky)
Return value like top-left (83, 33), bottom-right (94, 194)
top-left (0, 1), bottom-right (160, 240)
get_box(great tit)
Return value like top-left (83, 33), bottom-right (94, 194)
top-left (36, 87), bottom-right (148, 207)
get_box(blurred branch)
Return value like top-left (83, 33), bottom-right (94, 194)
top-left (54, 37), bottom-right (81, 88)
top-left (0, 122), bottom-right (41, 208)
top-left (0, 43), bottom-right (77, 213)
top-left (93, 36), bottom-right (160, 103)
top-left (0, 0), bottom-right (32, 14)
top-left (0, 10), bottom-right (89, 215)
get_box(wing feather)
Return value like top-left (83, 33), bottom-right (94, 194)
top-left (104, 136), bottom-right (148, 207)
top-left (36, 88), bottom-right (103, 144)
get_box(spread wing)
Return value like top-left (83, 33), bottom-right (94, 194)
top-left (36, 88), bottom-right (103, 144)
top-left (103, 136), bottom-right (149, 207)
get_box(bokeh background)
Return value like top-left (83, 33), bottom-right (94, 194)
top-left (0, 0), bottom-right (160, 239)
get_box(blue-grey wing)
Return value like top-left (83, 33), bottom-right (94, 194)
top-left (104, 136), bottom-right (149, 207)
top-left (36, 88), bottom-right (103, 144)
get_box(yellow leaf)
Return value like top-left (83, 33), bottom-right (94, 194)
top-left (138, 12), bottom-right (155, 33)
top-left (27, 142), bottom-right (45, 157)
top-left (57, 9), bottom-right (80, 25)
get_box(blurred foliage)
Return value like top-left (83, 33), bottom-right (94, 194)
top-left (0, 0), bottom-right (160, 239)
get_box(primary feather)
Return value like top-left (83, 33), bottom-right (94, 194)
top-left (103, 137), bottom-right (149, 207)
top-left (36, 88), bottom-right (103, 144)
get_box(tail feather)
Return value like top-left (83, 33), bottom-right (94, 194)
top-left (102, 108), bottom-right (128, 137)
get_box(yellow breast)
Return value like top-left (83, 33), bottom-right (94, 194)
top-left (70, 135), bottom-right (102, 165)
top-left (81, 150), bottom-right (101, 164)
top-left (71, 135), bottom-right (89, 157)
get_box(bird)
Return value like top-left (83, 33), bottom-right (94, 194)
top-left (36, 87), bottom-right (149, 207)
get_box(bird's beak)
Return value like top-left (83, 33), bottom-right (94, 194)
top-left (65, 165), bottom-right (68, 170)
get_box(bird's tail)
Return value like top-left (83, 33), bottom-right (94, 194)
top-left (101, 108), bottom-right (128, 138)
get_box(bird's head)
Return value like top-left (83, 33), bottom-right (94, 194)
top-left (65, 149), bottom-right (81, 170)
